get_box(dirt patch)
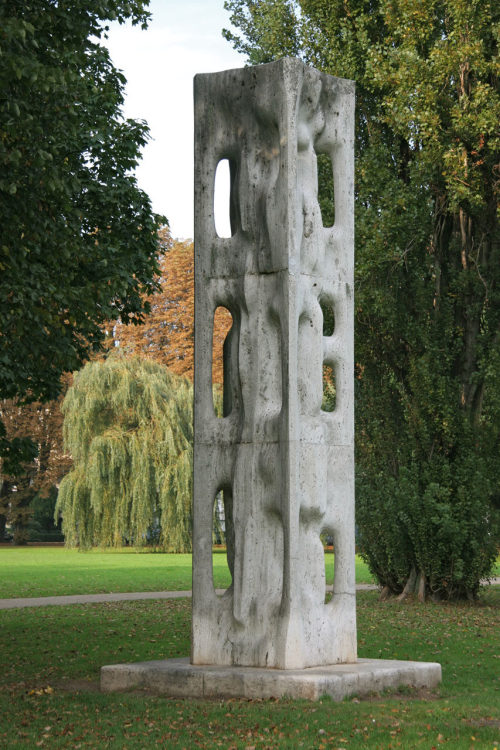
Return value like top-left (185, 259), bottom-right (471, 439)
top-left (467, 718), bottom-right (500, 729)
top-left (52, 678), bottom-right (101, 693)
top-left (350, 686), bottom-right (441, 703)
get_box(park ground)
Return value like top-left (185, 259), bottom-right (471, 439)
top-left (0, 547), bottom-right (499, 748)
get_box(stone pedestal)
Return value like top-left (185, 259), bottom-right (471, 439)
top-left (101, 657), bottom-right (442, 701)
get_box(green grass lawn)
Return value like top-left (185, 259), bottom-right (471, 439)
top-left (0, 588), bottom-right (498, 748)
top-left (0, 546), bottom-right (374, 598)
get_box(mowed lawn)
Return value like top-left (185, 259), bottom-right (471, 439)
top-left (0, 546), bottom-right (375, 599)
top-left (0, 588), bottom-right (498, 748)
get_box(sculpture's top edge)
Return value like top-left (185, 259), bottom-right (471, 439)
top-left (193, 56), bottom-right (355, 92)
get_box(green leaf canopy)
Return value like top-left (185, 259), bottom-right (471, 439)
top-left (0, 1), bottom-right (164, 410)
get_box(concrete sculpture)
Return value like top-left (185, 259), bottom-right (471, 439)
top-left (192, 57), bottom-right (356, 669)
top-left (101, 58), bottom-right (441, 699)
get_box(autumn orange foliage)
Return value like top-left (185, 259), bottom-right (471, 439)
top-left (113, 234), bottom-right (232, 384)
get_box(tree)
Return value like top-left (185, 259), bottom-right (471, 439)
top-left (0, 387), bottom-right (72, 542)
top-left (29, 488), bottom-right (64, 542)
top-left (112, 232), bottom-right (233, 384)
top-left (55, 355), bottom-right (193, 551)
top-left (0, 0), bottom-right (165, 469)
top-left (223, 0), bottom-right (500, 599)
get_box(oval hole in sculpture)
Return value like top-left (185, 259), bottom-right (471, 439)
top-left (316, 152), bottom-right (335, 228)
top-left (321, 363), bottom-right (336, 412)
top-left (212, 488), bottom-right (234, 595)
top-left (321, 530), bottom-right (335, 604)
top-left (319, 296), bottom-right (335, 336)
top-left (213, 491), bottom-right (226, 546)
top-left (213, 306), bottom-right (234, 417)
top-left (214, 159), bottom-right (234, 238)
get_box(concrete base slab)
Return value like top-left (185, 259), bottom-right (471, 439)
top-left (101, 657), bottom-right (441, 701)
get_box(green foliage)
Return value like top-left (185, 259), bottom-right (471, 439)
top-left (0, 0), bottom-right (165, 470)
top-left (27, 488), bottom-right (64, 542)
top-left (223, 0), bottom-right (301, 63)
top-left (357, 456), bottom-right (498, 599)
top-left (0, 421), bottom-right (38, 476)
top-left (224, 0), bottom-right (500, 598)
top-left (55, 356), bottom-right (193, 552)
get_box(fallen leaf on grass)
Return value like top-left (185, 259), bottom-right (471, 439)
top-left (27, 686), bottom-right (53, 696)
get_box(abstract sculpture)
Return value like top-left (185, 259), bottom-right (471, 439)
top-left (101, 59), bottom-right (441, 699)
top-left (192, 57), bottom-right (356, 669)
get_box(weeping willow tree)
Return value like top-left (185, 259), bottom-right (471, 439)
top-left (55, 355), bottom-right (193, 551)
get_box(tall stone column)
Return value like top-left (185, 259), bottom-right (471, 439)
top-left (192, 57), bottom-right (356, 669)
top-left (101, 58), bottom-right (441, 700)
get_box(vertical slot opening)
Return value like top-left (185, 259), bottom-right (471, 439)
top-left (321, 363), bottom-right (336, 412)
top-left (212, 491), bottom-right (226, 546)
top-left (321, 530), bottom-right (335, 603)
top-left (212, 488), bottom-right (234, 595)
top-left (212, 306), bottom-right (234, 417)
top-left (214, 158), bottom-right (236, 238)
top-left (319, 296), bottom-right (335, 336)
top-left (316, 152), bottom-right (335, 228)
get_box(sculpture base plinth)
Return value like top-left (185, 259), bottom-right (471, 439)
top-left (101, 657), bottom-right (441, 701)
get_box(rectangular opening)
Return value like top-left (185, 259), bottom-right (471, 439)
top-left (212, 306), bottom-right (233, 417)
top-left (321, 531), bottom-right (335, 603)
top-left (321, 363), bottom-right (336, 412)
top-left (212, 488), bottom-right (234, 596)
top-left (319, 295), bottom-right (335, 336)
top-left (214, 158), bottom-right (238, 238)
top-left (316, 152), bottom-right (335, 228)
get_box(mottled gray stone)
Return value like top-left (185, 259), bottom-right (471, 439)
top-left (101, 657), bottom-right (442, 701)
top-left (193, 57), bottom-right (356, 670)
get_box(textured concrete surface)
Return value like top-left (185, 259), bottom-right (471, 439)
top-left (193, 57), bottom-right (356, 670)
top-left (101, 657), bottom-right (442, 701)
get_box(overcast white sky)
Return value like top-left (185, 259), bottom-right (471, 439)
top-left (106, 0), bottom-right (244, 240)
